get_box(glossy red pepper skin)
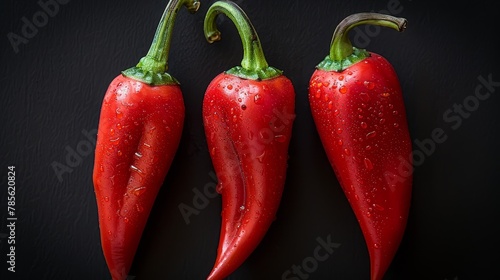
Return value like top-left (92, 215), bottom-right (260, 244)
top-left (204, 73), bottom-right (295, 279)
top-left (308, 13), bottom-right (411, 280)
top-left (93, 75), bottom-right (184, 279)
top-left (202, 1), bottom-right (295, 279)
top-left (92, 1), bottom-right (199, 279)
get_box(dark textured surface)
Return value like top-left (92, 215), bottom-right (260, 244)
top-left (0, 0), bottom-right (499, 279)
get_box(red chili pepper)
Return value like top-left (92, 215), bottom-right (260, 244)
top-left (308, 13), bottom-right (411, 280)
top-left (92, 1), bottom-right (199, 279)
top-left (202, 1), bottom-right (295, 279)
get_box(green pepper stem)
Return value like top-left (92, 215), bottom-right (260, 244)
top-left (330, 12), bottom-right (407, 61)
top-left (122, 0), bottom-right (200, 85)
top-left (204, 0), bottom-right (281, 80)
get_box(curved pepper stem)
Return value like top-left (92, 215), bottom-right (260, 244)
top-left (122, 0), bottom-right (200, 85)
top-left (204, 0), bottom-right (282, 80)
top-left (318, 12), bottom-right (407, 72)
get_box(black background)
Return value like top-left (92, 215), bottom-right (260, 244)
top-left (1, 0), bottom-right (499, 279)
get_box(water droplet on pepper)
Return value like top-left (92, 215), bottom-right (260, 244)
top-left (136, 204), bottom-right (144, 213)
top-left (374, 204), bottom-right (385, 211)
top-left (364, 81), bottom-right (375, 90)
top-left (254, 94), bottom-right (263, 104)
top-left (257, 151), bottom-right (266, 163)
top-left (132, 186), bottom-right (146, 196)
top-left (274, 135), bottom-right (286, 143)
top-left (364, 158), bottom-right (374, 170)
top-left (360, 92), bottom-right (370, 102)
top-left (216, 183), bottom-right (223, 193)
top-left (116, 108), bottom-right (122, 118)
top-left (315, 89), bottom-right (321, 99)
top-left (366, 131), bottom-right (377, 139)
top-left (130, 165), bottom-right (143, 174)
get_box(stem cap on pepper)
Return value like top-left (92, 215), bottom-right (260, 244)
top-left (122, 0), bottom-right (200, 85)
top-left (317, 12), bottom-right (407, 72)
top-left (204, 0), bottom-right (282, 80)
